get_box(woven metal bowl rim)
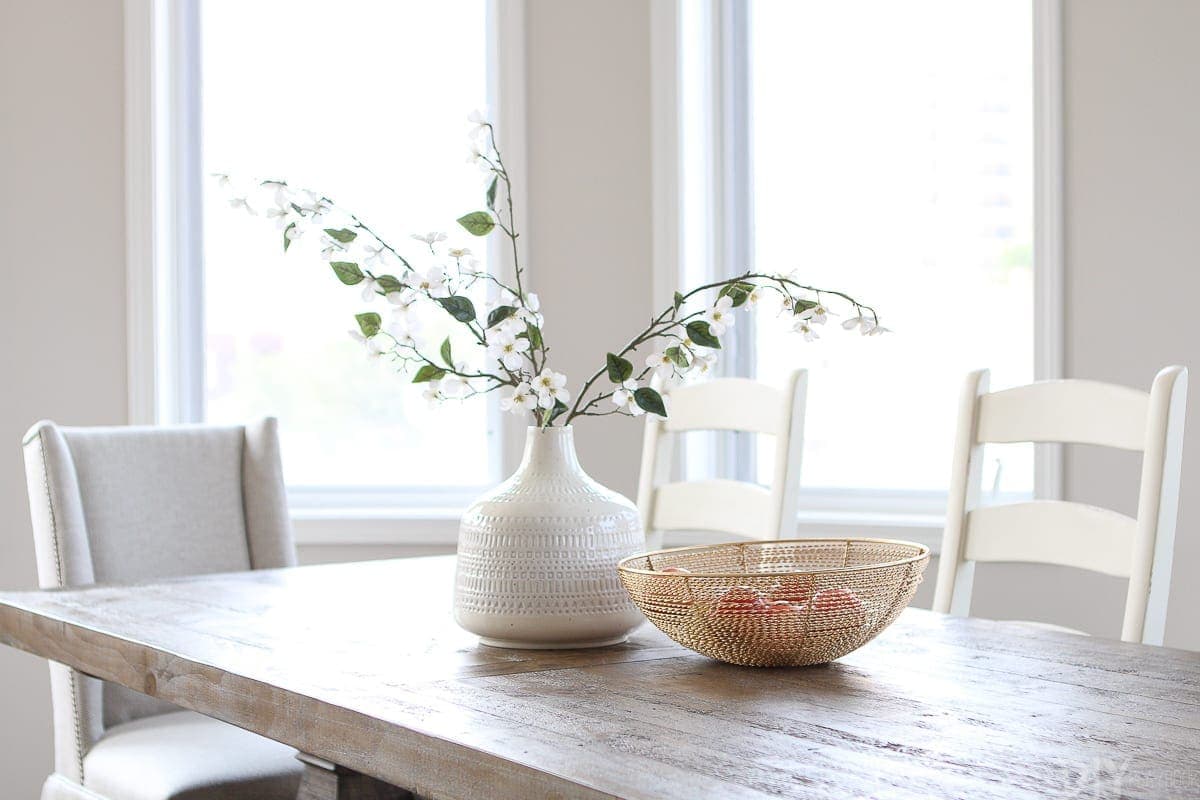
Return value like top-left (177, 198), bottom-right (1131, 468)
top-left (617, 537), bottom-right (930, 578)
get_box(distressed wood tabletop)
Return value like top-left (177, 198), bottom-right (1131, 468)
top-left (0, 556), bottom-right (1195, 800)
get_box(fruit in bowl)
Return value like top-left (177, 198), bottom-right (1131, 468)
top-left (617, 538), bottom-right (930, 667)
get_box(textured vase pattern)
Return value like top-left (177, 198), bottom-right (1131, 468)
top-left (454, 426), bottom-right (646, 648)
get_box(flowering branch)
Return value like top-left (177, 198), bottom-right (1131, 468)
top-left (217, 112), bottom-right (886, 429)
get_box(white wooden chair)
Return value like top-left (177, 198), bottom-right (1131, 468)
top-left (933, 367), bottom-right (1188, 644)
top-left (22, 419), bottom-right (303, 800)
top-left (636, 371), bottom-right (807, 548)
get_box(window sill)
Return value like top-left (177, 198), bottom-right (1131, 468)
top-left (291, 508), bottom-right (945, 553)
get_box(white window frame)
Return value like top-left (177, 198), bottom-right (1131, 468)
top-left (651, 0), bottom-right (1064, 551)
top-left (123, 0), bottom-right (529, 546)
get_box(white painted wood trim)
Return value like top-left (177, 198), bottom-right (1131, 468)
top-left (651, 479), bottom-right (773, 539)
top-left (123, 0), bottom-right (159, 425)
top-left (1126, 366), bottom-right (1188, 644)
top-left (976, 379), bottom-right (1151, 450)
top-left (290, 507), bottom-right (945, 552)
top-left (770, 370), bottom-right (808, 539)
top-left (488, 0), bottom-right (527, 478)
top-left (649, 0), bottom-right (680, 314)
top-left (964, 501), bottom-right (1137, 578)
top-left (1033, 0), bottom-right (1065, 501)
top-left (661, 378), bottom-right (785, 434)
top-left (933, 370), bottom-right (990, 616)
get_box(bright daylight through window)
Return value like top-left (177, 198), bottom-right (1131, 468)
top-left (747, 1), bottom-right (1035, 500)
top-left (200, 0), bottom-right (494, 499)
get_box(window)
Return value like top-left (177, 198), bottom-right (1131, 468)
top-left (669, 0), bottom-right (1057, 534)
top-left (154, 0), bottom-right (504, 509)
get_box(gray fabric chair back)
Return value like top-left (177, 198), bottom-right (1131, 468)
top-left (22, 418), bottom-right (296, 785)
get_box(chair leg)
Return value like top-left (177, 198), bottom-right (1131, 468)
top-left (296, 753), bottom-right (414, 800)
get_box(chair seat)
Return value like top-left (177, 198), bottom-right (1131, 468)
top-left (79, 710), bottom-right (301, 800)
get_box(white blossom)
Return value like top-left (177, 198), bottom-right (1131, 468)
top-left (447, 247), bottom-right (472, 260)
top-left (842, 313), bottom-right (880, 334)
top-left (486, 331), bottom-right (530, 371)
top-left (411, 232), bottom-right (447, 248)
top-left (533, 369), bottom-right (570, 408)
top-left (499, 381), bottom-right (536, 414)
top-left (348, 329), bottom-right (391, 360)
top-left (467, 108), bottom-right (490, 139)
top-left (413, 265), bottom-right (449, 298)
top-left (793, 320), bottom-right (820, 342)
top-left (645, 350), bottom-right (676, 379)
top-left (610, 380), bottom-right (644, 416)
top-left (388, 300), bottom-right (421, 339)
top-left (746, 287), bottom-right (763, 306)
top-left (363, 242), bottom-right (394, 268)
top-left (692, 350), bottom-right (718, 376)
top-left (360, 275), bottom-right (382, 302)
top-left (797, 304), bottom-right (832, 325)
top-left (705, 295), bottom-right (736, 336)
top-left (422, 379), bottom-right (443, 406)
top-left (228, 195), bottom-right (255, 215)
top-left (440, 364), bottom-right (470, 398)
top-left (265, 203), bottom-right (293, 229)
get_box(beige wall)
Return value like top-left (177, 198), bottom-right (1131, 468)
top-left (0, 0), bottom-right (1197, 794)
top-left (0, 1), bottom-right (128, 796)
top-left (523, 0), bottom-right (654, 497)
top-left (1061, 0), bottom-right (1200, 649)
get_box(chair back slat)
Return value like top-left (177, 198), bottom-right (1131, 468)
top-left (661, 378), bottom-right (786, 434)
top-left (651, 479), bottom-right (773, 539)
top-left (976, 379), bottom-right (1149, 450)
top-left (637, 372), bottom-right (806, 543)
top-left (964, 501), bottom-right (1137, 578)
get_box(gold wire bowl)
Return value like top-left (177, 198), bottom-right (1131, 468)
top-left (618, 538), bottom-right (930, 667)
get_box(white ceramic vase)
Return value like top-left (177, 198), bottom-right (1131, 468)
top-left (454, 425), bottom-right (646, 648)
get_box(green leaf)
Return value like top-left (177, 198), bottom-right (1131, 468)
top-left (376, 274), bottom-right (404, 294)
top-left (487, 305), bottom-right (517, 328)
top-left (486, 177), bottom-right (498, 210)
top-left (548, 399), bottom-right (569, 424)
top-left (525, 324), bottom-right (544, 350)
top-left (436, 295), bottom-right (477, 323)
top-left (792, 299), bottom-right (819, 315)
top-left (330, 261), bottom-right (364, 285)
top-left (456, 211), bottom-right (496, 237)
top-left (323, 227), bottom-right (357, 244)
top-left (673, 291), bottom-right (684, 313)
top-left (634, 387), bottom-right (667, 417)
top-left (719, 281), bottom-right (756, 307)
top-left (355, 312), bottom-right (381, 338)
top-left (412, 364), bottom-right (446, 383)
top-left (606, 352), bottom-right (633, 383)
top-left (685, 320), bottom-right (722, 349)
top-left (283, 222), bottom-right (295, 253)
top-left (440, 337), bottom-right (453, 367)
top-left (664, 346), bottom-right (689, 369)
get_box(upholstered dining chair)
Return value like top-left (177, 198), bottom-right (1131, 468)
top-left (636, 371), bottom-right (807, 548)
top-left (933, 367), bottom-right (1188, 645)
top-left (22, 418), bottom-right (303, 800)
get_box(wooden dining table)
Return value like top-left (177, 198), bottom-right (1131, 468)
top-left (0, 556), bottom-right (1195, 800)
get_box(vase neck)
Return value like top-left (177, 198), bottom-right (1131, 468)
top-left (519, 426), bottom-right (581, 473)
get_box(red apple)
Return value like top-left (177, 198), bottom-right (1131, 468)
top-left (712, 586), bottom-right (767, 616)
top-left (768, 575), bottom-right (814, 606)
top-left (806, 588), bottom-right (867, 636)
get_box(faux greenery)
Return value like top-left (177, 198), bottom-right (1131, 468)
top-left (218, 111), bottom-right (885, 428)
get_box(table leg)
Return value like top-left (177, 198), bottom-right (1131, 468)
top-left (296, 752), bottom-right (414, 800)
